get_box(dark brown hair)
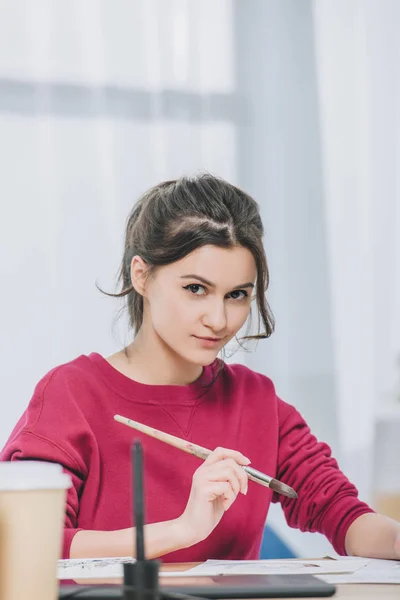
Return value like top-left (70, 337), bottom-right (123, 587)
top-left (107, 173), bottom-right (274, 341)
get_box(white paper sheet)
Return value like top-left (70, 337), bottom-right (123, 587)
top-left (317, 558), bottom-right (400, 584)
top-left (183, 558), bottom-right (370, 577)
top-left (57, 557), bottom-right (185, 580)
top-left (58, 555), bottom-right (400, 583)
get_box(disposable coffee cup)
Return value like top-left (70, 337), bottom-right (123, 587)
top-left (0, 461), bottom-right (71, 600)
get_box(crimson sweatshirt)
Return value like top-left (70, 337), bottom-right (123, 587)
top-left (1, 353), bottom-right (373, 560)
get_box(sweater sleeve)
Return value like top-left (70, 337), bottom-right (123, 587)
top-left (0, 368), bottom-right (93, 558)
top-left (273, 398), bottom-right (374, 555)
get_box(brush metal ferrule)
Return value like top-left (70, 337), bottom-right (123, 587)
top-left (243, 465), bottom-right (273, 487)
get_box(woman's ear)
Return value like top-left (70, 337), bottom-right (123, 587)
top-left (130, 255), bottom-right (149, 296)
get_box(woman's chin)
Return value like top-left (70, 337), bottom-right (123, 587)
top-left (187, 350), bottom-right (221, 367)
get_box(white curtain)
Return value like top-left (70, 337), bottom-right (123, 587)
top-left (0, 0), bottom-right (239, 445)
top-left (312, 0), bottom-right (400, 502)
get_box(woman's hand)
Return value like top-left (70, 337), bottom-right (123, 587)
top-left (345, 512), bottom-right (400, 559)
top-left (177, 447), bottom-right (250, 546)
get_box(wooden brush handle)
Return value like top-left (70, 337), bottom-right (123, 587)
top-left (114, 414), bottom-right (211, 460)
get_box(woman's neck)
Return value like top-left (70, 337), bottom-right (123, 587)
top-left (107, 328), bottom-right (203, 386)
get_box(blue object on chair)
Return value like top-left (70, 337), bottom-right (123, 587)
top-left (259, 524), bottom-right (297, 559)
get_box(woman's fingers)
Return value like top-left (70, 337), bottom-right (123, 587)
top-left (202, 481), bottom-right (237, 510)
top-left (205, 459), bottom-right (248, 495)
top-left (204, 446), bottom-right (251, 467)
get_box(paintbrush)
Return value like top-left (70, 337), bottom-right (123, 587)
top-left (114, 414), bottom-right (297, 500)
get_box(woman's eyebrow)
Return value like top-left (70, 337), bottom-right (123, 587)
top-left (180, 274), bottom-right (255, 290)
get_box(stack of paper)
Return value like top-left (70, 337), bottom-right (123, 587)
top-left (57, 557), bottom-right (186, 580)
top-left (57, 557), bottom-right (134, 580)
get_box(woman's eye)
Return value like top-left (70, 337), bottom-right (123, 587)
top-left (184, 284), bottom-right (206, 295)
top-left (229, 290), bottom-right (248, 301)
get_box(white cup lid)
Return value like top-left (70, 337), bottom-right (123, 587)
top-left (0, 461), bottom-right (72, 491)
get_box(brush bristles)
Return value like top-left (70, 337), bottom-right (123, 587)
top-left (269, 478), bottom-right (298, 499)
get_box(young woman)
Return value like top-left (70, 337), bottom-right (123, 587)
top-left (2, 175), bottom-right (399, 561)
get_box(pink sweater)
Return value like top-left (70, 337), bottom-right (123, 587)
top-left (1, 353), bottom-right (373, 559)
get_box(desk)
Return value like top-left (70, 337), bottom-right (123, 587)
top-left (162, 562), bottom-right (399, 600)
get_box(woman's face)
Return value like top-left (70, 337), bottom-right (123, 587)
top-left (137, 244), bottom-right (257, 366)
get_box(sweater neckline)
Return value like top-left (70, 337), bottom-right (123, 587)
top-left (87, 352), bottom-right (219, 404)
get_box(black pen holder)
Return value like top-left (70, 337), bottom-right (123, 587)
top-left (123, 559), bottom-right (161, 600)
